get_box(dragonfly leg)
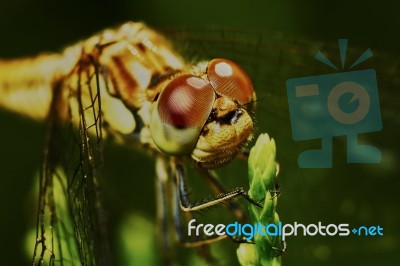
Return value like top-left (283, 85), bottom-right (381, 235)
top-left (155, 156), bottom-right (175, 265)
top-left (174, 162), bottom-right (263, 213)
top-left (196, 167), bottom-right (248, 222)
top-left (171, 171), bottom-right (222, 265)
top-left (156, 156), bottom-right (221, 265)
top-left (156, 158), bottom-right (264, 264)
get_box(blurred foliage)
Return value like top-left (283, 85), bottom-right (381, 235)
top-left (0, 0), bottom-right (399, 265)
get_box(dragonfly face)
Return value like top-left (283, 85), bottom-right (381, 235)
top-left (150, 58), bottom-right (255, 168)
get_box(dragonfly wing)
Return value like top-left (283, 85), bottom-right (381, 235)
top-left (165, 28), bottom-right (400, 162)
top-left (33, 55), bottom-right (111, 265)
top-left (165, 28), bottom-right (400, 107)
top-left (166, 28), bottom-right (400, 81)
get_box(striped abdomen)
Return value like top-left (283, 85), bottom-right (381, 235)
top-left (0, 45), bottom-right (81, 120)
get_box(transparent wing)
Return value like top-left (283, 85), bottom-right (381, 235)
top-left (165, 27), bottom-right (400, 111)
top-left (33, 55), bottom-right (111, 265)
top-left (166, 27), bottom-right (400, 81)
top-left (164, 28), bottom-right (400, 161)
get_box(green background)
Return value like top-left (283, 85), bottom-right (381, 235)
top-left (0, 0), bottom-right (399, 265)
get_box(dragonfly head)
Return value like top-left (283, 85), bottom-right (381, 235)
top-left (150, 58), bottom-right (255, 168)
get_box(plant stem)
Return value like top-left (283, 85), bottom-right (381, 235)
top-left (237, 133), bottom-right (283, 266)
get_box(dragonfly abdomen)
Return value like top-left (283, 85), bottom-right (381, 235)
top-left (0, 45), bottom-right (81, 120)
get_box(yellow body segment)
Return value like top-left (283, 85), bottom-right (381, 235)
top-left (191, 97), bottom-right (254, 168)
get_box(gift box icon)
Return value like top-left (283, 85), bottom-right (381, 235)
top-left (286, 39), bottom-right (382, 168)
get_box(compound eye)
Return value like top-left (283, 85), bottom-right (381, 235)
top-left (207, 58), bottom-right (254, 104)
top-left (150, 74), bottom-right (215, 155)
top-left (158, 74), bottom-right (215, 128)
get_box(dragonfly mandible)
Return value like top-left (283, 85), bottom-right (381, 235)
top-left (0, 22), bottom-right (264, 265)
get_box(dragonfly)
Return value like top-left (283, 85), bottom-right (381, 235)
top-left (0, 22), bottom-right (268, 265)
top-left (1, 22), bottom-right (399, 266)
